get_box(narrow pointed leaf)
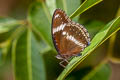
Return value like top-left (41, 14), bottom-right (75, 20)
top-left (56, 0), bottom-right (81, 16)
top-left (28, 2), bottom-right (52, 47)
top-left (56, 0), bottom-right (81, 21)
top-left (57, 16), bottom-right (120, 80)
top-left (12, 29), bottom-right (46, 80)
top-left (0, 18), bottom-right (22, 43)
top-left (70, 0), bottom-right (103, 18)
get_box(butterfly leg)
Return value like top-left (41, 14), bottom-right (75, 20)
top-left (65, 59), bottom-right (69, 63)
top-left (59, 59), bottom-right (69, 68)
top-left (59, 60), bottom-right (66, 68)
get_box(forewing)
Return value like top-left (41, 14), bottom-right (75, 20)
top-left (51, 9), bottom-right (70, 54)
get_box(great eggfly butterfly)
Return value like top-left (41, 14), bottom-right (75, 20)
top-left (51, 9), bottom-right (90, 67)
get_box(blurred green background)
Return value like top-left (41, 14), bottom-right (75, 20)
top-left (0, 0), bottom-right (120, 80)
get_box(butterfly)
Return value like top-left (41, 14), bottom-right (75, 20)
top-left (51, 9), bottom-right (90, 67)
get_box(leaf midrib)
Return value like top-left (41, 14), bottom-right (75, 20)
top-left (27, 29), bottom-right (32, 80)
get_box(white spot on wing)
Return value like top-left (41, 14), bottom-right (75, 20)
top-left (66, 35), bottom-right (86, 47)
top-left (63, 31), bottom-right (86, 47)
top-left (69, 23), bottom-right (90, 43)
top-left (53, 23), bottom-right (66, 34)
top-left (62, 31), bottom-right (66, 35)
top-left (55, 14), bottom-right (59, 19)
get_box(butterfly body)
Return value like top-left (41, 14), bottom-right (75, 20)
top-left (51, 9), bottom-right (90, 67)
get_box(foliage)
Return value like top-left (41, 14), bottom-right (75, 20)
top-left (0, 0), bottom-right (120, 80)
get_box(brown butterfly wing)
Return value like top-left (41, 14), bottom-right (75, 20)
top-left (52, 9), bottom-right (70, 54)
top-left (59, 23), bottom-right (90, 58)
top-left (52, 9), bottom-right (90, 59)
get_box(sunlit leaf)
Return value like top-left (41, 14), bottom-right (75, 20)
top-left (57, 16), bottom-right (120, 80)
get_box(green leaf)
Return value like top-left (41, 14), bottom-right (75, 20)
top-left (56, 0), bottom-right (81, 16)
top-left (12, 29), bottom-right (46, 80)
top-left (0, 18), bottom-right (22, 43)
top-left (46, 0), bottom-right (56, 15)
top-left (0, 44), bottom-right (9, 65)
top-left (33, 31), bottom-right (52, 55)
top-left (56, 0), bottom-right (64, 11)
top-left (28, 2), bottom-right (52, 47)
top-left (84, 20), bottom-right (105, 38)
top-left (56, 0), bottom-right (81, 21)
top-left (0, 18), bottom-right (17, 33)
top-left (0, 48), bottom-right (2, 65)
top-left (65, 67), bottom-right (92, 80)
top-left (70, 0), bottom-right (103, 18)
top-left (57, 16), bottom-right (120, 80)
top-left (82, 63), bottom-right (111, 80)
